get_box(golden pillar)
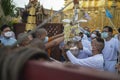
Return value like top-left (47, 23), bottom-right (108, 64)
top-left (111, 0), bottom-right (117, 27)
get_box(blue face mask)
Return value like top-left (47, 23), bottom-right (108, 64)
top-left (43, 36), bottom-right (48, 43)
top-left (101, 32), bottom-right (108, 39)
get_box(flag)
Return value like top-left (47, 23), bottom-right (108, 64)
top-left (105, 9), bottom-right (113, 18)
top-left (84, 12), bottom-right (91, 20)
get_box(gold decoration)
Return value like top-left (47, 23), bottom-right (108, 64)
top-left (64, 23), bottom-right (80, 43)
top-left (29, 5), bottom-right (36, 15)
top-left (26, 23), bottom-right (36, 31)
top-left (27, 16), bottom-right (36, 23)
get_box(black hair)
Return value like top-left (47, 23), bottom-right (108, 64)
top-left (96, 37), bottom-right (105, 51)
top-left (103, 26), bottom-right (113, 33)
top-left (0, 24), bottom-right (10, 31)
top-left (94, 30), bottom-right (101, 38)
top-left (118, 28), bottom-right (120, 33)
top-left (96, 37), bottom-right (104, 44)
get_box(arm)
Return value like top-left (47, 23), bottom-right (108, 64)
top-left (82, 47), bottom-right (92, 56)
top-left (66, 50), bottom-right (80, 64)
top-left (76, 41), bottom-right (83, 50)
top-left (66, 51), bottom-right (103, 70)
top-left (49, 33), bottom-right (64, 41)
top-left (45, 36), bottom-right (64, 49)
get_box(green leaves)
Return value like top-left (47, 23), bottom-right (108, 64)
top-left (1, 0), bottom-right (15, 16)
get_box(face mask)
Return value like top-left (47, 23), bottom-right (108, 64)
top-left (73, 36), bottom-right (81, 41)
top-left (101, 32), bottom-right (108, 39)
top-left (91, 34), bottom-right (96, 38)
top-left (43, 36), bottom-right (48, 43)
top-left (4, 31), bottom-right (12, 38)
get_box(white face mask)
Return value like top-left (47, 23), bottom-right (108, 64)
top-left (101, 32), bottom-right (108, 39)
top-left (91, 34), bottom-right (96, 38)
top-left (44, 36), bottom-right (49, 43)
top-left (4, 31), bottom-right (12, 38)
top-left (73, 36), bottom-right (81, 41)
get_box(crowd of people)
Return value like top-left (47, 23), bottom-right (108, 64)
top-left (0, 24), bottom-right (120, 74)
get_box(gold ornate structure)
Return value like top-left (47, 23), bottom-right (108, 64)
top-left (25, 0), bottom-right (48, 31)
top-left (25, 0), bottom-right (38, 31)
top-left (63, 0), bottom-right (120, 32)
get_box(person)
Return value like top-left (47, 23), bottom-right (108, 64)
top-left (89, 30), bottom-right (101, 42)
top-left (101, 26), bottom-right (120, 72)
top-left (35, 28), bottom-right (48, 43)
top-left (17, 32), bottom-right (31, 47)
top-left (35, 28), bottom-right (64, 56)
top-left (64, 37), bottom-right (105, 71)
top-left (0, 25), bottom-right (17, 46)
top-left (27, 30), bottom-right (35, 41)
top-left (35, 28), bottom-right (64, 46)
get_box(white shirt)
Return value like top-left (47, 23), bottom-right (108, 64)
top-left (77, 47), bottom-right (92, 59)
top-left (77, 39), bottom-right (92, 59)
top-left (102, 38), bottom-right (119, 61)
top-left (66, 51), bottom-right (104, 71)
top-left (82, 34), bottom-right (89, 41)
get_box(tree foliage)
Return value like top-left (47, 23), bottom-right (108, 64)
top-left (1, 0), bottom-right (15, 16)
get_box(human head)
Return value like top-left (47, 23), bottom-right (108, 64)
top-left (0, 25), bottom-right (12, 38)
top-left (101, 26), bottom-right (113, 39)
top-left (17, 33), bottom-right (31, 47)
top-left (27, 30), bottom-right (35, 41)
top-left (91, 37), bottom-right (104, 55)
top-left (91, 30), bottom-right (101, 39)
top-left (35, 28), bottom-right (48, 43)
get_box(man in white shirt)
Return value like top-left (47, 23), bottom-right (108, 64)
top-left (101, 26), bottom-right (120, 72)
top-left (65, 38), bottom-right (105, 71)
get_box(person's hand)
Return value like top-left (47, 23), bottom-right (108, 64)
top-left (76, 41), bottom-right (83, 50)
top-left (63, 44), bottom-right (70, 52)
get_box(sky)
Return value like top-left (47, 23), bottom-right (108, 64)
top-left (13, 0), bottom-right (65, 11)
